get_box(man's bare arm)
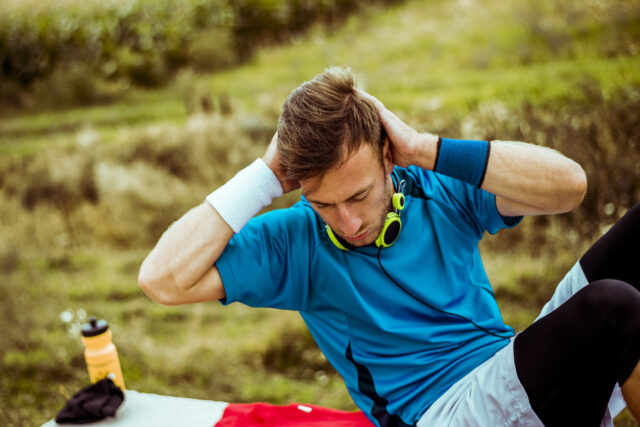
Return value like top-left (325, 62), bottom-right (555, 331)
top-left (361, 91), bottom-right (586, 217)
top-left (482, 140), bottom-right (586, 216)
top-left (138, 133), bottom-right (296, 305)
top-left (138, 202), bottom-right (232, 305)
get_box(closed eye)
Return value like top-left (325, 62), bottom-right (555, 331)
top-left (307, 184), bottom-right (372, 208)
top-left (350, 191), bottom-right (370, 202)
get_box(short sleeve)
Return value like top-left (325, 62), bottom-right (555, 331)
top-left (407, 166), bottom-right (522, 238)
top-left (466, 184), bottom-right (523, 235)
top-left (215, 203), bottom-right (313, 311)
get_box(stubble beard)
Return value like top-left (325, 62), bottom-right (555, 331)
top-left (345, 175), bottom-right (395, 247)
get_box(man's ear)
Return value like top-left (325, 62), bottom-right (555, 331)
top-left (382, 137), bottom-right (394, 174)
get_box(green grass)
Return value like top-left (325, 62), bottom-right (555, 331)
top-left (1, 248), bottom-right (355, 425)
top-left (204, 0), bottom-right (640, 115)
top-left (1, 0), bottom-right (639, 425)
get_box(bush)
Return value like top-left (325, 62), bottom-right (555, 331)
top-left (188, 28), bottom-right (238, 72)
top-left (0, 0), bottom-right (402, 109)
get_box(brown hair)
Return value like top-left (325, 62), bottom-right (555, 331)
top-left (277, 66), bottom-right (384, 182)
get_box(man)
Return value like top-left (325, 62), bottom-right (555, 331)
top-left (139, 67), bottom-right (640, 426)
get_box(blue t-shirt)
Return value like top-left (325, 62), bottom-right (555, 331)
top-left (216, 166), bottom-right (522, 426)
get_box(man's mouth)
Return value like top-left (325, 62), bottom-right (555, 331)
top-left (345, 229), bottom-right (369, 242)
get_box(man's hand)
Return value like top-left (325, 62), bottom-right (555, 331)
top-left (358, 89), bottom-right (586, 216)
top-left (358, 89), bottom-right (439, 170)
top-left (263, 132), bottom-right (300, 193)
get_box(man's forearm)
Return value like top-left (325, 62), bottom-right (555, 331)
top-left (138, 201), bottom-right (233, 304)
top-left (482, 140), bottom-right (586, 216)
top-left (367, 93), bottom-right (586, 217)
top-left (411, 135), bottom-right (586, 216)
top-left (139, 157), bottom-right (284, 305)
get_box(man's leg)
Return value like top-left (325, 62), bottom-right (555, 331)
top-left (581, 202), bottom-right (640, 420)
top-left (514, 279), bottom-right (640, 426)
top-left (579, 202), bottom-right (640, 290)
top-left (535, 202), bottom-right (640, 321)
top-left (514, 203), bottom-right (640, 426)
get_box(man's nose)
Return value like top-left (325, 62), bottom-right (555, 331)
top-left (336, 205), bottom-right (362, 236)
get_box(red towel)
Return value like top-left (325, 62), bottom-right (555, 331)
top-left (216, 402), bottom-right (373, 426)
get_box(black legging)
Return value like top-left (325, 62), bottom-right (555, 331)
top-left (514, 203), bottom-right (640, 426)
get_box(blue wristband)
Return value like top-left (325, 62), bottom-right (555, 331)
top-left (434, 137), bottom-right (491, 187)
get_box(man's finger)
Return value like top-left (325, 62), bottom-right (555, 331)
top-left (357, 88), bottom-right (386, 111)
top-left (357, 89), bottom-right (414, 145)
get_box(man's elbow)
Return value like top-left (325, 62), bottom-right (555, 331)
top-left (558, 163), bottom-right (587, 213)
top-left (138, 263), bottom-right (178, 306)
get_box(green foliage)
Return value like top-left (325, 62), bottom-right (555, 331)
top-left (0, 0), bottom-right (400, 110)
top-left (187, 28), bottom-right (238, 72)
top-left (1, 0), bottom-right (639, 425)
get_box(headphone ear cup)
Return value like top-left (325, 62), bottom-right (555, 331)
top-left (375, 212), bottom-right (402, 248)
top-left (392, 193), bottom-right (405, 211)
top-left (327, 190), bottom-right (404, 250)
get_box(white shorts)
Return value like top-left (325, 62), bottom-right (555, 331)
top-left (418, 262), bottom-right (627, 427)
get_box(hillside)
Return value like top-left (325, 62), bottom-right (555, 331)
top-left (1, 0), bottom-right (639, 425)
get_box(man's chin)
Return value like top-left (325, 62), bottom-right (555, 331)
top-left (343, 230), bottom-right (377, 247)
top-left (345, 239), bottom-right (371, 248)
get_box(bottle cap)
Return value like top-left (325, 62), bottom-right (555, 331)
top-left (81, 317), bottom-right (109, 337)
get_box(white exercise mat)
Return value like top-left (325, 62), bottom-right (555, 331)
top-left (42, 390), bottom-right (228, 427)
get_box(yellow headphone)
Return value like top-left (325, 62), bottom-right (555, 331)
top-left (326, 181), bottom-right (405, 250)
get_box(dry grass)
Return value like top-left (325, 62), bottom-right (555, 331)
top-left (0, 0), bottom-right (639, 425)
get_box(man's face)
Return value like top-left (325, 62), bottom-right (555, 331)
top-left (301, 141), bottom-right (394, 247)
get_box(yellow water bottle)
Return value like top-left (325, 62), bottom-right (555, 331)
top-left (81, 317), bottom-right (125, 391)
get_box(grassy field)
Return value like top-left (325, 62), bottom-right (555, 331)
top-left (1, 0), bottom-right (639, 425)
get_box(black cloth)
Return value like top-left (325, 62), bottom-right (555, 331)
top-left (514, 203), bottom-right (640, 426)
top-left (514, 279), bottom-right (640, 426)
top-left (580, 202), bottom-right (640, 289)
top-left (55, 378), bottom-right (124, 424)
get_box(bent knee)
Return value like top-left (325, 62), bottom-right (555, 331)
top-left (578, 279), bottom-right (640, 320)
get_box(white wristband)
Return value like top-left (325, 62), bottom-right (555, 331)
top-left (206, 158), bottom-right (283, 233)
